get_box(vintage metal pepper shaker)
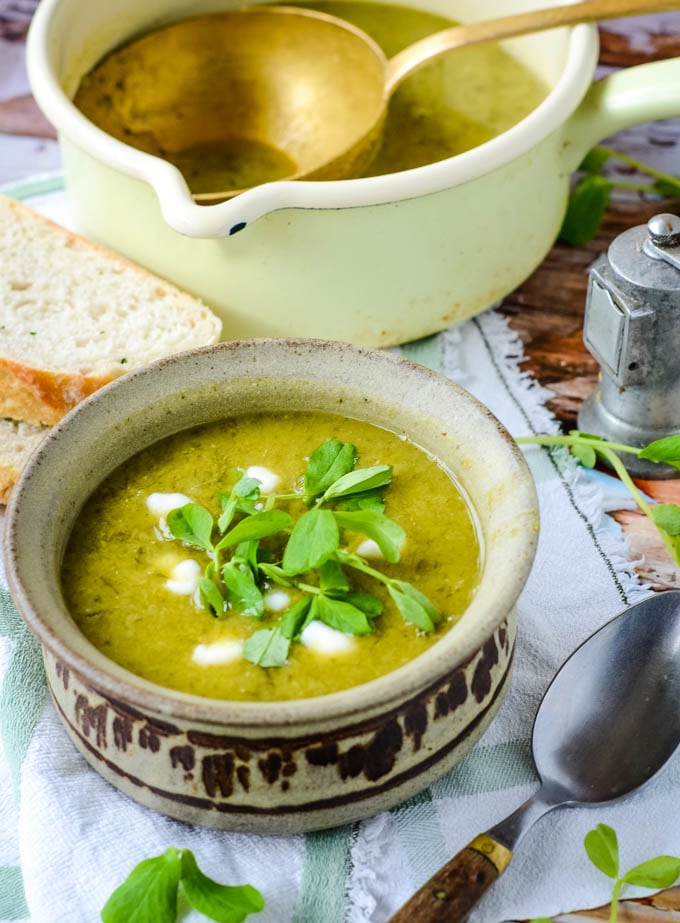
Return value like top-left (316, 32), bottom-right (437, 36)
top-left (578, 213), bottom-right (680, 478)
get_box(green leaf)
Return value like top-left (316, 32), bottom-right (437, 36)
top-left (570, 442), bottom-right (597, 468)
top-left (221, 562), bottom-right (264, 618)
top-left (559, 174), bottom-right (612, 246)
top-left (243, 627), bottom-right (290, 667)
top-left (216, 510), bottom-right (291, 550)
top-left (638, 435), bottom-right (680, 471)
top-left (217, 499), bottom-right (237, 535)
top-left (258, 562), bottom-right (294, 587)
top-left (199, 576), bottom-right (227, 618)
top-left (232, 540), bottom-right (259, 572)
top-left (101, 847), bottom-right (181, 923)
top-left (650, 503), bottom-right (680, 536)
top-left (319, 559), bottom-right (350, 593)
top-left (580, 147), bottom-right (612, 173)
top-left (316, 594), bottom-right (373, 635)
top-left (232, 476), bottom-right (262, 501)
top-left (342, 591), bottom-right (384, 618)
top-left (304, 440), bottom-right (356, 497)
top-left (321, 465), bottom-right (393, 502)
top-left (166, 504), bottom-right (215, 552)
top-left (180, 849), bottom-right (265, 922)
top-left (652, 178), bottom-right (680, 197)
top-left (388, 580), bottom-right (440, 632)
top-left (333, 509), bottom-right (404, 563)
top-left (279, 597), bottom-right (313, 639)
top-left (585, 824), bottom-right (619, 879)
top-left (622, 856), bottom-right (680, 889)
top-left (282, 509), bottom-right (339, 574)
top-left (335, 490), bottom-right (386, 512)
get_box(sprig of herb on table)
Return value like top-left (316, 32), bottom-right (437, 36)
top-left (532, 823), bottom-right (680, 923)
top-left (516, 431), bottom-right (680, 566)
top-left (165, 439), bottom-right (440, 667)
top-left (559, 146), bottom-right (680, 246)
top-left (101, 847), bottom-right (264, 923)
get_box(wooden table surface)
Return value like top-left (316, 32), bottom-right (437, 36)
top-left (1, 6), bottom-right (679, 921)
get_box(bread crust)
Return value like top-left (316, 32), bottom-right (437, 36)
top-left (0, 359), bottom-right (115, 426)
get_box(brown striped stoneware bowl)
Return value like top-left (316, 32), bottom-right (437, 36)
top-left (4, 339), bottom-right (538, 833)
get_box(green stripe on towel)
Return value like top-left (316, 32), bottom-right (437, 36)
top-left (293, 827), bottom-right (352, 923)
top-left (0, 173), bottom-right (65, 201)
top-left (0, 866), bottom-right (29, 918)
top-left (0, 589), bottom-right (47, 790)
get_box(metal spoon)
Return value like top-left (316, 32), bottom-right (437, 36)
top-left (388, 590), bottom-right (680, 923)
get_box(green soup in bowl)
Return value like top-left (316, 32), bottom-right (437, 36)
top-left (5, 339), bottom-right (538, 832)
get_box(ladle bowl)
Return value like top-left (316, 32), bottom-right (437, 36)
top-left (75, 0), bottom-right (680, 199)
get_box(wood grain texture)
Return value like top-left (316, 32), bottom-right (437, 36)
top-left (387, 846), bottom-right (501, 923)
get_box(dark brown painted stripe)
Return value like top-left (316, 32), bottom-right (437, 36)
top-left (64, 624), bottom-right (510, 753)
top-left (51, 656), bottom-right (512, 817)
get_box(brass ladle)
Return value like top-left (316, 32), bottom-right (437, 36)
top-left (88, 0), bottom-right (678, 199)
top-left (201, 0), bottom-right (679, 197)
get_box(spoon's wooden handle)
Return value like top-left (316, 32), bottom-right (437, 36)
top-left (387, 834), bottom-right (512, 923)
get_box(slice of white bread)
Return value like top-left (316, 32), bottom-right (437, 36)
top-left (0, 419), bottom-right (49, 505)
top-left (0, 195), bottom-right (222, 426)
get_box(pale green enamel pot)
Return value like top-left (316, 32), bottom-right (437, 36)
top-left (26, 0), bottom-right (680, 346)
top-left (4, 340), bottom-right (539, 832)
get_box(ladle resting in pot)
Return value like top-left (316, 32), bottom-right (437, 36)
top-left (74, 0), bottom-right (680, 199)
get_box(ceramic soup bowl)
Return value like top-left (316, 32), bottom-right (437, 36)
top-left (4, 340), bottom-right (538, 833)
top-left (26, 0), bottom-right (680, 344)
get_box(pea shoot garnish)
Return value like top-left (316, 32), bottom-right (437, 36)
top-left (164, 439), bottom-right (440, 667)
top-left (101, 847), bottom-right (264, 923)
top-left (517, 431), bottom-right (680, 565)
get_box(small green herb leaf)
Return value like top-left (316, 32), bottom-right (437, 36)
top-left (282, 508), bottom-right (339, 574)
top-left (304, 440), bottom-right (357, 497)
top-left (319, 558), bottom-right (350, 593)
top-left (280, 597), bottom-right (313, 639)
top-left (570, 442), bottom-right (597, 468)
top-left (342, 591), bottom-right (384, 618)
top-left (199, 576), bottom-right (226, 618)
top-left (321, 465), bottom-right (393, 502)
top-left (333, 509), bottom-right (404, 563)
top-left (221, 562), bottom-right (264, 618)
top-left (180, 849), bottom-right (265, 922)
top-left (388, 580), bottom-right (439, 632)
top-left (216, 510), bottom-right (292, 550)
top-left (652, 178), bottom-right (680, 197)
top-left (585, 823), bottom-right (620, 880)
top-left (580, 147), bottom-right (612, 173)
top-left (335, 489), bottom-right (386, 512)
top-left (316, 594), bottom-right (373, 635)
top-left (167, 504), bottom-right (215, 552)
top-left (233, 476), bottom-right (262, 501)
top-left (559, 174), bottom-right (612, 246)
top-left (258, 562), bottom-right (294, 587)
top-left (622, 856), bottom-right (680, 890)
top-left (243, 627), bottom-right (290, 667)
top-left (101, 847), bottom-right (181, 923)
top-left (650, 503), bottom-right (680, 536)
top-left (232, 540), bottom-right (259, 572)
top-left (638, 435), bottom-right (680, 471)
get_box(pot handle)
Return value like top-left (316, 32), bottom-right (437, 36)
top-left (561, 57), bottom-right (680, 172)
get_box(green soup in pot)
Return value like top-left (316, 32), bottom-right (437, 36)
top-left (61, 412), bottom-right (482, 701)
top-left (72, 1), bottom-right (547, 195)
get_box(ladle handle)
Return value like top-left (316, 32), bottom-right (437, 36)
top-left (385, 0), bottom-right (680, 94)
top-left (386, 833), bottom-right (512, 923)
